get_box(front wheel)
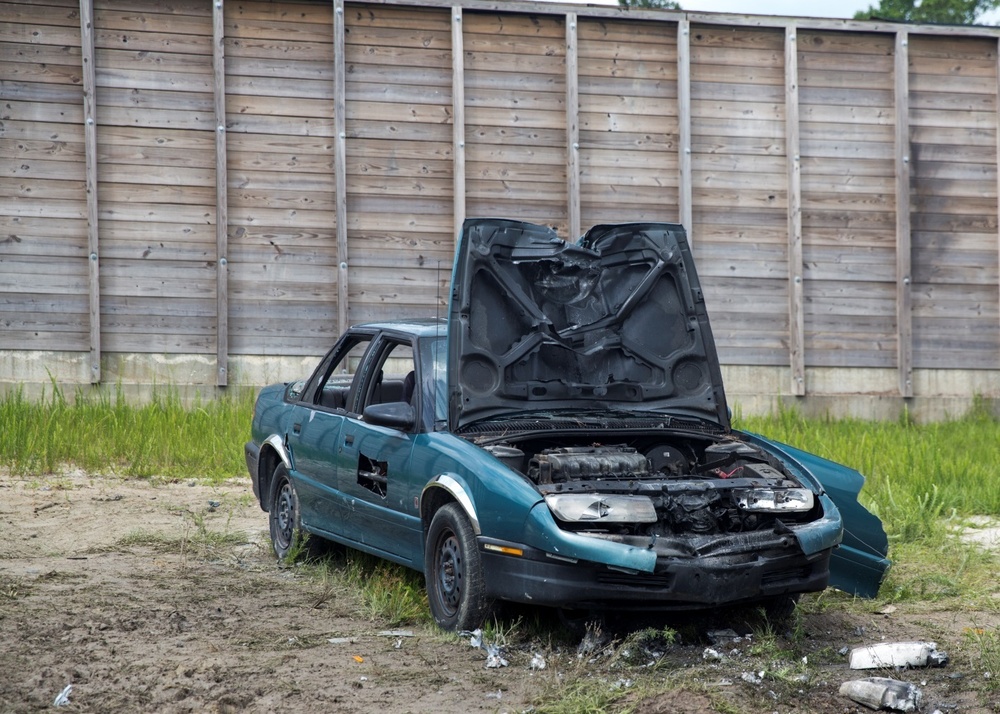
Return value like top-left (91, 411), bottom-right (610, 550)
top-left (425, 503), bottom-right (491, 631)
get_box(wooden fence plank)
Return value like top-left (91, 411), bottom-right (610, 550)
top-left (786, 25), bottom-right (804, 395)
top-left (896, 31), bottom-right (913, 397)
top-left (678, 19), bottom-right (692, 241)
top-left (334, 0), bottom-right (348, 334)
top-left (566, 12), bottom-right (580, 239)
top-left (213, 0), bottom-right (228, 386)
top-left (453, 6), bottom-right (466, 238)
top-left (79, 0), bottom-right (101, 383)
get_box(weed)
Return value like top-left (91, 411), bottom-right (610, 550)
top-left (339, 552), bottom-right (429, 626)
top-left (963, 626), bottom-right (1000, 691)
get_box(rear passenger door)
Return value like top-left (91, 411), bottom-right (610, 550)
top-left (335, 335), bottom-right (423, 566)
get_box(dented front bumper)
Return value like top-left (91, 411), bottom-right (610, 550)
top-left (479, 535), bottom-right (831, 610)
top-left (476, 494), bottom-right (844, 609)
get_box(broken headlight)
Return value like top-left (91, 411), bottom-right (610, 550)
top-left (732, 488), bottom-right (814, 513)
top-left (545, 494), bottom-right (658, 523)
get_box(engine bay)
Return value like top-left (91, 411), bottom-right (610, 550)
top-left (484, 438), bottom-right (822, 537)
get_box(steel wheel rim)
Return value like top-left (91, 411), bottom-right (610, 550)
top-left (436, 532), bottom-right (463, 616)
top-left (275, 482), bottom-right (295, 550)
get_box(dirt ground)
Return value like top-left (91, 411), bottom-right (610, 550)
top-left (2, 471), bottom-right (999, 714)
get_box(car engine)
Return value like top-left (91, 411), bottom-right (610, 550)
top-left (485, 441), bottom-right (820, 536)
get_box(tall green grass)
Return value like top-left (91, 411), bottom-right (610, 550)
top-left (3, 386), bottom-right (999, 539)
top-left (736, 400), bottom-right (1000, 543)
top-left (0, 385), bottom-right (254, 482)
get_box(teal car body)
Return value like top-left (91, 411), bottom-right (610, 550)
top-left (245, 219), bottom-right (889, 630)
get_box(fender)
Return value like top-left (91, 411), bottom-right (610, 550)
top-left (421, 474), bottom-right (480, 534)
top-left (263, 434), bottom-right (292, 471)
top-left (255, 434), bottom-right (293, 511)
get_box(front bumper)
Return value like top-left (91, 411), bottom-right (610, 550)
top-left (479, 536), bottom-right (831, 610)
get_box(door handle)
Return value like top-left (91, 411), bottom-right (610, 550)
top-left (292, 423), bottom-right (301, 435)
top-left (344, 433), bottom-right (355, 445)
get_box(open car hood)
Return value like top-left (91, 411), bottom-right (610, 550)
top-left (448, 219), bottom-right (730, 431)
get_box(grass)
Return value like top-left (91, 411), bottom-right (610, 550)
top-left (0, 384), bottom-right (253, 482)
top-left (735, 399), bottom-right (1000, 542)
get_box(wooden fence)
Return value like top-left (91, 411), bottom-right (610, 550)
top-left (2, 0), bottom-right (999, 397)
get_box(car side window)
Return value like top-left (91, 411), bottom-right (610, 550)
top-left (310, 336), bottom-right (373, 413)
top-left (359, 340), bottom-right (417, 413)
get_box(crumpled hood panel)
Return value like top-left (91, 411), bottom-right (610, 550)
top-left (449, 219), bottom-right (730, 430)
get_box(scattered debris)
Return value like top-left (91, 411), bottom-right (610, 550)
top-left (839, 677), bottom-right (922, 712)
top-left (485, 689), bottom-right (502, 700)
top-left (462, 628), bottom-right (483, 649)
top-left (207, 500), bottom-right (221, 511)
top-left (53, 684), bottom-right (72, 707)
top-left (327, 637), bottom-right (357, 645)
top-left (484, 643), bottom-right (508, 669)
top-left (352, 655), bottom-right (364, 663)
top-left (707, 628), bottom-right (745, 646)
top-left (576, 623), bottom-right (606, 658)
top-left (461, 627), bottom-right (508, 668)
top-left (530, 653), bottom-right (546, 670)
top-left (741, 671), bottom-right (764, 686)
top-left (850, 642), bottom-right (948, 670)
top-left (702, 647), bottom-right (724, 662)
top-left (378, 629), bottom-right (414, 638)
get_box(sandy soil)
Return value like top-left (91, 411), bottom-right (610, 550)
top-left (1, 471), bottom-right (998, 714)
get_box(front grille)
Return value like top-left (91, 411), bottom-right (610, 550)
top-left (596, 570), bottom-right (675, 589)
top-left (761, 566), bottom-right (814, 586)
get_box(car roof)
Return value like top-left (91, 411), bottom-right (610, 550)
top-left (350, 318), bottom-right (446, 339)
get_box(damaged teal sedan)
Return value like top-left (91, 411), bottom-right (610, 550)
top-left (245, 219), bottom-right (890, 631)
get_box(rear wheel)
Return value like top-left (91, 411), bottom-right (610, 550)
top-left (268, 464), bottom-right (330, 561)
top-left (268, 465), bottom-right (300, 559)
top-left (425, 503), bottom-right (491, 631)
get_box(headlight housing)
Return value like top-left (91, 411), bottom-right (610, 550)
top-left (545, 494), bottom-right (658, 523)
top-left (732, 488), bottom-right (814, 513)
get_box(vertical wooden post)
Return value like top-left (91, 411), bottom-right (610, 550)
top-left (333, 0), bottom-right (349, 334)
top-left (996, 38), bottom-right (1000, 368)
top-left (677, 19), bottom-right (692, 242)
top-left (212, 0), bottom-right (229, 387)
top-left (785, 25), bottom-right (805, 396)
top-left (566, 12), bottom-right (580, 239)
top-left (79, 0), bottom-right (100, 384)
top-left (452, 7), bottom-right (466, 240)
top-left (895, 30), bottom-right (913, 398)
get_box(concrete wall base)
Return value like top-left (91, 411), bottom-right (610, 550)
top-left (1, 352), bottom-right (998, 421)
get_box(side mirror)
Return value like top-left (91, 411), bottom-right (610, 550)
top-left (362, 401), bottom-right (416, 431)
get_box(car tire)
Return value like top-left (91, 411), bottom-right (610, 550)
top-left (425, 503), bottom-right (491, 631)
top-left (762, 594), bottom-right (800, 621)
top-left (268, 464), bottom-right (324, 561)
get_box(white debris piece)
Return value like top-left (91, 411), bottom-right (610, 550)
top-left (484, 643), bottom-right (508, 668)
top-left (530, 653), bottom-right (547, 670)
top-left (849, 642), bottom-right (948, 670)
top-left (839, 677), bottom-right (922, 712)
top-left (53, 684), bottom-right (73, 707)
top-left (464, 628), bottom-right (483, 649)
top-left (702, 647), bottom-right (724, 662)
